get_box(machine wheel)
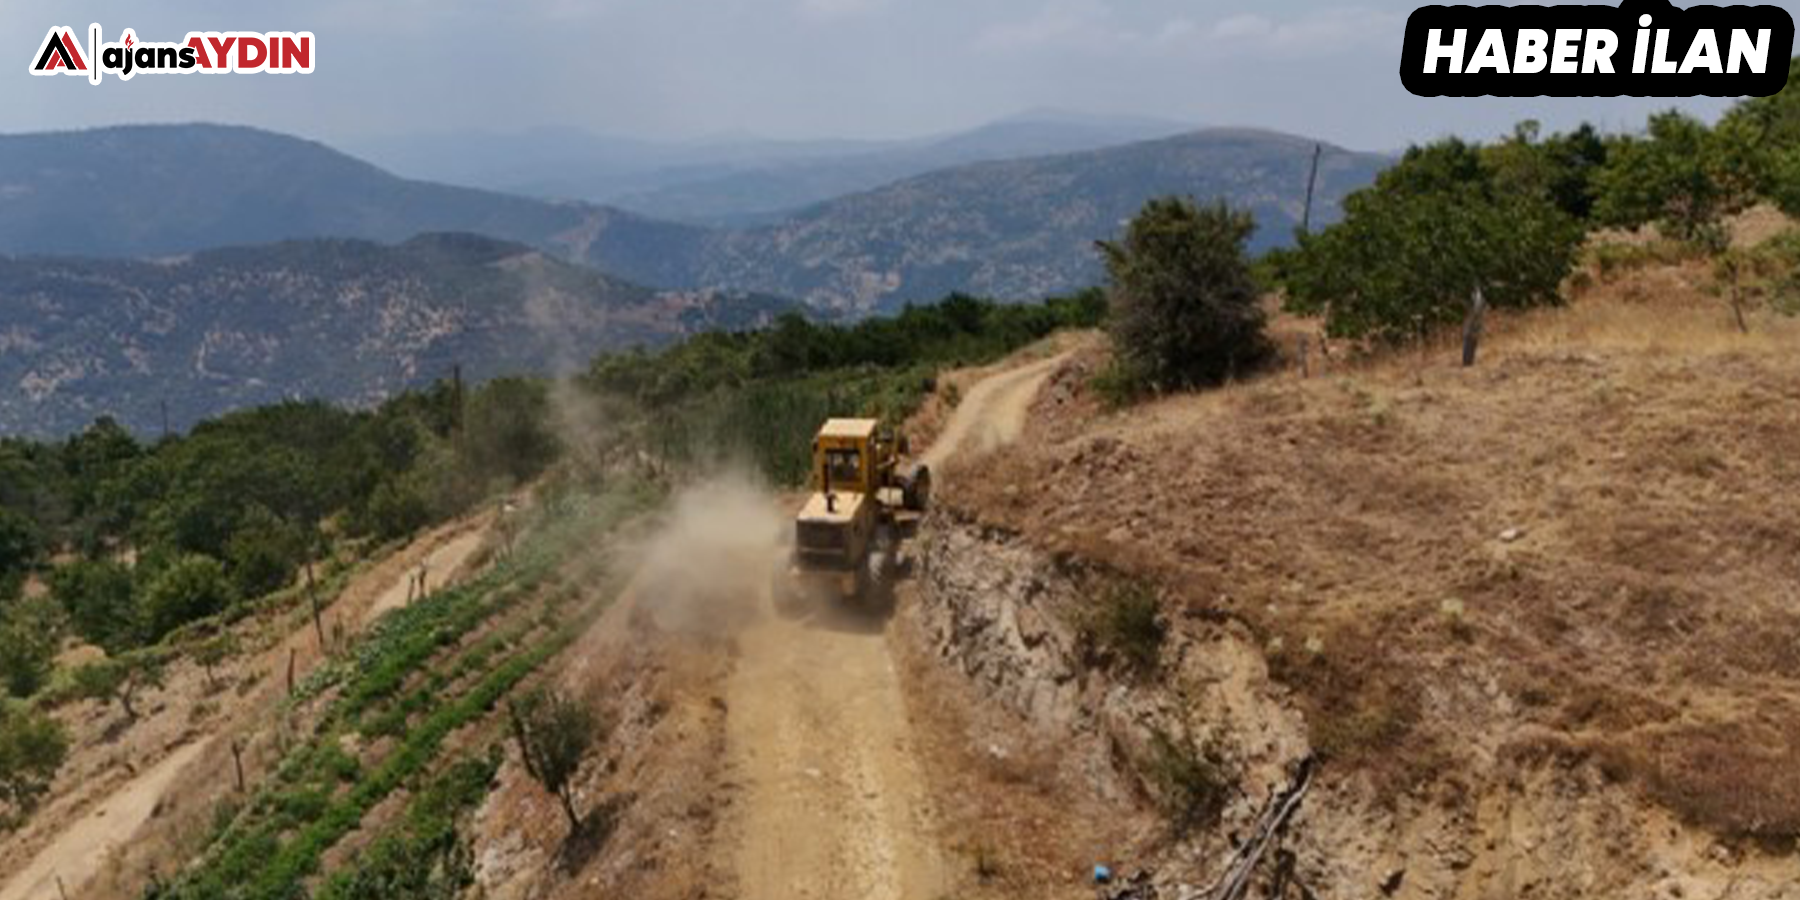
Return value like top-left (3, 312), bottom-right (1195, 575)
top-left (861, 528), bottom-right (898, 609)
top-left (901, 464), bottom-right (932, 513)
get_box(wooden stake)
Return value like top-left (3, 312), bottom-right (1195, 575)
top-left (306, 560), bottom-right (325, 650)
top-left (1728, 259), bottom-right (1750, 334)
top-left (230, 740), bottom-right (246, 792)
top-left (56, 874), bottom-right (69, 900)
top-left (286, 647), bottom-right (296, 696)
top-left (1461, 285), bottom-right (1488, 368)
top-left (1297, 335), bottom-right (1311, 379)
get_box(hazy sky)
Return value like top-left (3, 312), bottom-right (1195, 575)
top-left (5, 0), bottom-right (1793, 152)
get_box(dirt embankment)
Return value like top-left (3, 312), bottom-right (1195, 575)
top-left (898, 261), bottom-right (1800, 898)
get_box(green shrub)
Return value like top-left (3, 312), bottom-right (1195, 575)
top-left (0, 701), bottom-right (67, 828)
top-left (140, 555), bottom-right (235, 642)
top-left (1139, 728), bottom-right (1231, 835)
top-left (71, 651), bottom-right (165, 720)
top-left (1097, 197), bottom-right (1270, 394)
top-left (224, 507), bottom-right (309, 600)
top-left (50, 557), bottom-right (140, 653)
top-left (508, 686), bottom-right (602, 831)
top-left (0, 596), bottom-right (62, 698)
top-left (314, 751), bottom-right (496, 900)
top-left (1086, 580), bottom-right (1166, 676)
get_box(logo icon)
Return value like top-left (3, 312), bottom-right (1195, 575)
top-left (28, 24), bottom-right (313, 84)
top-left (30, 27), bottom-right (89, 75)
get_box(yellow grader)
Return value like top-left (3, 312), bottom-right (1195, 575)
top-left (775, 418), bottom-right (929, 611)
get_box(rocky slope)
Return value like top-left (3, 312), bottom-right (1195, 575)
top-left (691, 129), bottom-right (1388, 315)
top-left (0, 233), bottom-right (789, 436)
top-left (896, 246), bottom-right (1800, 897)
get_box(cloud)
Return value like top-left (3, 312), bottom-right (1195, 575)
top-left (974, 2), bottom-right (1401, 58)
top-left (972, 0), bottom-right (1127, 53)
top-left (796, 0), bottom-right (888, 19)
top-left (1202, 7), bottom-right (1402, 54)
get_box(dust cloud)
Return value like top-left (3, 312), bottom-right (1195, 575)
top-left (626, 473), bottom-right (786, 634)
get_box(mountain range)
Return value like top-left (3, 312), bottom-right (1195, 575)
top-left (0, 123), bottom-right (1387, 316)
top-left (0, 233), bottom-right (788, 437)
top-left (346, 110), bottom-right (1195, 225)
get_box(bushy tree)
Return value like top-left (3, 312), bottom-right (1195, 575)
top-left (1721, 56), bottom-right (1800, 218)
top-left (507, 687), bottom-right (599, 831)
top-left (1096, 197), bottom-right (1270, 393)
top-left (0, 507), bottom-right (41, 600)
top-left (360, 477), bottom-right (434, 542)
top-left (0, 597), bottom-right (62, 698)
top-left (72, 652), bottom-right (165, 720)
top-left (50, 558), bottom-right (139, 654)
top-left (463, 378), bottom-right (559, 487)
top-left (224, 506), bottom-right (308, 599)
top-left (0, 701), bottom-right (67, 828)
top-left (1483, 120), bottom-right (1609, 221)
top-left (1282, 139), bottom-right (1582, 342)
top-left (1595, 110), bottom-right (1759, 244)
top-left (140, 555), bottom-right (234, 642)
top-left (192, 633), bottom-right (240, 690)
top-left (60, 417), bottom-right (141, 539)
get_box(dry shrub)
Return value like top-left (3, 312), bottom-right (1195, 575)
top-left (1264, 620), bottom-right (1447, 797)
top-left (1616, 720), bottom-right (1800, 842)
top-left (1586, 240), bottom-right (1705, 282)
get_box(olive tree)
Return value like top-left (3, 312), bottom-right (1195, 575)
top-left (1282, 139), bottom-right (1582, 347)
top-left (507, 687), bottom-right (601, 832)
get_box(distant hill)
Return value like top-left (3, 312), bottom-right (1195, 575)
top-left (602, 112), bottom-right (1198, 225)
top-left (0, 124), bottom-right (708, 278)
top-left (679, 128), bottom-right (1391, 314)
top-left (349, 111), bottom-right (1194, 225)
top-left (0, 233), bottom-right (790, 437)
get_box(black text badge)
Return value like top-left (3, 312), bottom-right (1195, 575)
top-left (1401, 0), bottom-right (1795, 97)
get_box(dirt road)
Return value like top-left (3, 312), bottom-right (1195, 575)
top-left (0, 739), bottom-right (211, 900)
top-left (922, 352), bottom-right (1070, 469)
top-left (724, 351), bottom-right (1068, 900)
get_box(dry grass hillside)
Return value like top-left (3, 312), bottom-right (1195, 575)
top-left (940, 221), bottom-right (1800, 847)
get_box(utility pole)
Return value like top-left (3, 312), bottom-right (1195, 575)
top-left (451, 363), bottom-right (465, 434)
top-left (1300, 143), bottom-right (1323, 236)
top-left (160, 399), bottom-right (170, 440)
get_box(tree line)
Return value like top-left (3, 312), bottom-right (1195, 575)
top-left (1099, 57), bottom-right (1800, 396)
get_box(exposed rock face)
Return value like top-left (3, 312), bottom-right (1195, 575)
top-left (908, 512), bottom-right (1800, 899)
top-left (0, 234), bottom-right (790, 437)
